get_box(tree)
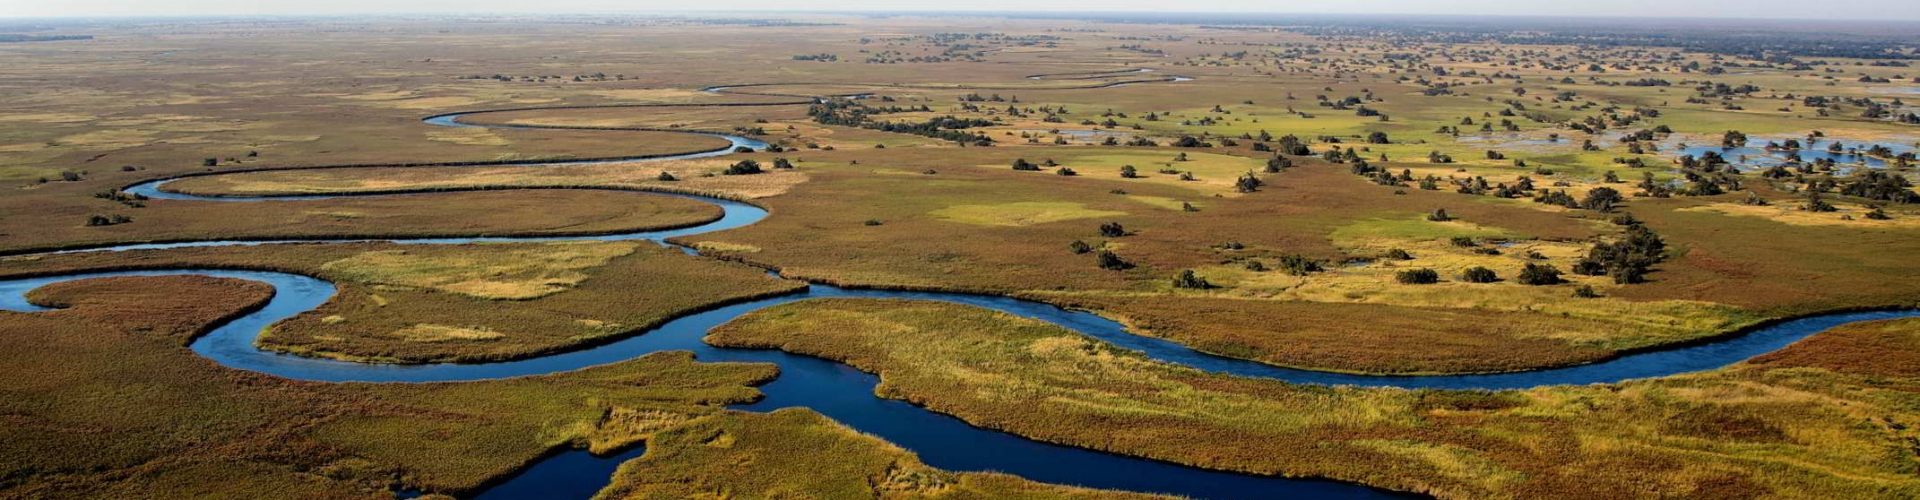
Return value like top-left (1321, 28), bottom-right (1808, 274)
top-left (1095, 250), bottom-right (1132, 270)
top-left (723, 160), bottom-right (764, 175)
top-left (1264, 156), bottom-right (1291, 173)
top-left (1721, 130), bottom-right (1748, 148)
top-left (1580, 187), bottom-right (1624, 212)
top-left (1395, 268), bottom-right (1440, 284)
top-left (1171, 270), bottom-right (1213, 289)
top-left (1460, 266), bottom-right (1499, 283)
top-left (1515, 263), bottom-right (1565, 285)
top-left (1234, 172), bottom-right (1263, 193)
top-left (1099, 222), bottom-right (1126, 237)
top-left (1804, 193), bottom-right (1837, 212)
top-left (1275, 254), bottom-right (1321, 276)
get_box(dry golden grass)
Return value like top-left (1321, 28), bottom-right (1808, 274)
top-left (320, 240), bottom-right (639, 300)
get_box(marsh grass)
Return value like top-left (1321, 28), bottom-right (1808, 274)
top-left (0, 275), bottom-right (774, 498)
top-left (709, 298), bottom-right (1920, 500)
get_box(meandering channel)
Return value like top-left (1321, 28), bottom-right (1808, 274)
top-left (3, 79), bottom-right (1914, 500)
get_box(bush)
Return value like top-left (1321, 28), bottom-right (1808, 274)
top-left (1068, 240), bottom-right (1092, 254)
top-left (1171, 270), bottom-right (1213, 289)
top-left (1516, 263), bottom-right (1564, 285)
top-left (1395, 268), bottom-right (1440, 284)
top-left (1095, 250), bottom-right (1132, 270)
top-left (1384, 248), bottom-right (1413, 260)
top-left (1459, 266), bottom-right (1499, 283)
top-left (1275, 254), bottom-right (1321, 276)
top-left (1427, 208), bottom-right (1453, 221)
top-left (723, 160), bottom-right (764, 175)
top-left (1098, 222), bottom-right (1126, 238)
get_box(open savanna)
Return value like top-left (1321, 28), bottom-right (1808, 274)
top-left (634, 143), bottom-right (1817, 374)
top-left (0, 240), bottom-right (804, 363)
top-left (0, 274), bottom-right (776, 498)
top-left (710, 298), bottom-right (1920, 500)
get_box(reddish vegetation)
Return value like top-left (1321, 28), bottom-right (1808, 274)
top-left (1748, 317), bottom-right (1920, 379)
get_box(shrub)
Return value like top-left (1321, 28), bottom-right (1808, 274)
top-left (1395, 268), bottom-right (1440, 284)
top-left (1098, 222), bottom-right (1126, 238)
top-left (1171, 270), bottom-right (1213, 289)
top-left (723, 160), bottom-right (764, 175)
top-left (1384, 248), bottom-right (1413, 260)
top-left (1068, 240), bottom-right (1092, 254)
top-left (1515, 263), bottom-right (1564, 285)
top-left (1460, 266), bottom-right (1499, 283)
top-left (1428, 208), bottom-right (1453, 221)
top-left (657, 171), bottom-right (678, 181)
top-left (1275, 254), bottom-right (1322, 276)
top-left (1095, 250), bottom-right (1132, 270)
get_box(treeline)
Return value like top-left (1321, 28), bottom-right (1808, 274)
top-left (808, 100), bottom-right (995, 146)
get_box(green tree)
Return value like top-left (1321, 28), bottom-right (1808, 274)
top-left (1395, 268), bottom-right (1440, 284)
top-left (1171, 270), bottom-right (1213, 289)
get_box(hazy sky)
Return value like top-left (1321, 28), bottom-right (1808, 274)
top-left (3, 0), bottom-right (1919, 21)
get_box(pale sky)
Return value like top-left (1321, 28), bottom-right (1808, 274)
top-left (2, 0), bottom-right (1918, 21)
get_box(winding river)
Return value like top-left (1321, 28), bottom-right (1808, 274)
top-left (3, 81), bottom-right (1914, 500)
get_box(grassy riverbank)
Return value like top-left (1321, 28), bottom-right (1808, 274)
top-left (709, 298), bottom-right (1920, 499)
top-left (0, 241), bottom-right (807, 363)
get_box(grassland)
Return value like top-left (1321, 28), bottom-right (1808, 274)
top-left (0, 241), bottom-right (807, 363)
top-left (600, 409), bottom-right (1171, 500)
top-left (0, 189), bottom-right (725, 254)
top-left (0, 274), bottom-right (775, 497)
top-left (709, 298), bottom-right (1920, 500)
top-left (3, 12), bottom-right (1920, 499)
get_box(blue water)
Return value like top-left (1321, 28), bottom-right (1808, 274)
top-left (1677, 138), bottom-right (1915, 175)
top-left (6, 91), bottom-right (1910, 500)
